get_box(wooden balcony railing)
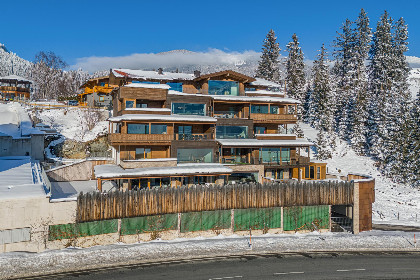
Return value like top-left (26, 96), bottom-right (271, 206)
top-left (220, 156), bottom-right (310, 166)
top-left (174, 133), bottom-right (214, 141)
top-left (108, 133), bottom-right (173, 144)
top-left (0, 86), bottom-right (30, 93)
top-left (250, 113), bottom-right (297, 123)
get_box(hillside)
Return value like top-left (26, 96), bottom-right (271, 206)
top-left (301, 123), bottom-right (420, 226)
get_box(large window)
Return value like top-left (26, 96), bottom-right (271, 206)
top-left (208, 80), bottom-right (239, 96)
top-left (151, 124), bottom-right (167, 134)
top-left (172, 103), bottom-right (206, 116)
top-left (216, 126), bottom-right (248, 139)
top-left (178, 125), bottom-right (192, 135)
top-left (251, 105), bottom-right (269, 114)
top-left (260, 148), bottom-right (290, 163)
top-left (166, 82), bottom-right (183, 92)
top-left (127, 124), bottom-right (149, 134)
top-left (177, 148), bottom-right (213, 163)
top-left (135, 148), bottom-right (151, 159)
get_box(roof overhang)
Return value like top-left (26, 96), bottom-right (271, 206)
top-left (193, 70), bottom-right (256, 83)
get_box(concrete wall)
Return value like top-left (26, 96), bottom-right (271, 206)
top-left (47, 159), bottom-right (113, 181)
top-left (0, 197), bottom-right (76, 253)
top-left (0, 135), bottom-right (44, 161)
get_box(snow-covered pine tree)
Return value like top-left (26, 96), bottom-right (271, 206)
top-left (332, 18), bottom-right (357, 140)
top-left (292, 121), bottom-right (305, 138)
top-left (312, 44), bottom-right (334, 133)
top-left (385, 17), bottom-right (412, 179)
top-left (315, 129), bottom-right (331, 160)
top-left (367, 11), bottom-right (394, 163)
top-left (256, 29), bottom-right (281, 83)
top-left (303, 84), bottom-right (315, 125)
top-left (286, 34), bottom-right (306, 101)
top-left (351, 9), bottom-right (371, 155)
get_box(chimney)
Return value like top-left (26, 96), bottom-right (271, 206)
top-left (194, 70), bottom-right (201, 78)
top-left (158, 68), bottom-right (163, 75)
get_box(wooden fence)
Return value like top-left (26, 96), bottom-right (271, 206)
top-left (76, 181), bottom-right (354, 223)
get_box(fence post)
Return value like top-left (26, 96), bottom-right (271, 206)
top-left (230, 209), bottom-right (235, 233)
top-left (177, 213), bottom-right (181, 235)
top-left (117, 218), bottom-right (122, 242)
top-left (281, 207), bottom-right (284, 233)
top-left (353, 182), bottom-right (360, 234)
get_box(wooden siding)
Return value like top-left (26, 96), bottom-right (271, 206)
top-left (76, 181), bottom-right (354, 222)
top-left (109, 133), bottom-right (173, 145)
top-left (119, 87), bottom-right (167, 101)
top-left (250, 113), bottom-right (297, 123)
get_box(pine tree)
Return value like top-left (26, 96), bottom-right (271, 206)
top-left (367, 11), bottom-right (394, 162)
top-left (351, 9), bottom-right (371, 155)
top-left (315, 129), bottom-right (331, 160)
top-left (293, 121), bottom-right (305, 138)
top-left (256, 29), bottom-right (281, 83)
top-left (312, 44), bottom-right (334, 133)
top-left (332, 18), bottom-right (357, 140)
top-left (286, 34), bottom-right (306, 101)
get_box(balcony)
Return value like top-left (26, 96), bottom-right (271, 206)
top-left (220, 156), bottom-right (310, 166)
top-left (214, 111), bottom-right (247, 119)
top-left (108, 133), bottom-right (173, 144)
top-left (250, 113), bottom-right (297, 123)
top-left (174, 133), bottom-right (214, 141)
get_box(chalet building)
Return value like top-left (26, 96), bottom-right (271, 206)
top-left (91, 69), bottom-right (327, 190)
top-left (0, 75), bottom-right (32, 100)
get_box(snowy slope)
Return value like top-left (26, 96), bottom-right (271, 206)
top-left (31, 107), bottom-right (108, 142)
top-left (301, 123), bottom-right (420, 226)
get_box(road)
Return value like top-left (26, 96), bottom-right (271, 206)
top-left (19, 252), bottom-right (420, 280)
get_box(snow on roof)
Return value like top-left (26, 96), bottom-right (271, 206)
top-left (94, 164), bottom-right (232, 179)
top-left (255, 134), bottom-right (296, 137)
top-left (211, 95), bottom-right (301, 104)
top-left (217, 139), bottom-right (313, 147)
top-left (0, 156), bottom-right (47, 200)
top-left (0, 74), bottom-right (33, 84)
top-left (109, 114), bottom-right (217, 123)
top-left (124, 83), bottom-right (170, 89)
top-left (112, 69), bottom-right (195, 81)
top-left (245, 90), bottom-right (285, 96)
top-left (168, 90), bottom-right (211, 98)
top-left (250, 78), bottom-right (282, 88)
top-left (124, 108), bottom-right (171, 112)
top-left (0, 103), bottom-right (44, 138)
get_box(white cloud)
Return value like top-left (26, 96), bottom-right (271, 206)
top-left (71, 49), bottom-right (261, 73)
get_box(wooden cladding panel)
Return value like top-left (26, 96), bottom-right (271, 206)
top-left (119, 88), bottom-right (167, 100)
top-left (76, 181), bottom-right (354, 222)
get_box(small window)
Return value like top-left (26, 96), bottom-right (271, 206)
top-left (254, 126), bottom-right (266, 134)
top-left (136, 103), bottom-right (147, 108)
top-left (99, 96), bottom-right (105, 102)
top-left (125, 100), bottom-right (134, 108)
top-left (270, 105), bottom-right (279, 114)
top-left (305, 167), bottom-right (309, 178)
top-left (310, 166), bottom-right (315, 179)
top-left (317, 167), bottom-right (321, 179)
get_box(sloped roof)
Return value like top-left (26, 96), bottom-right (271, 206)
top-left (0, 75), bottom-right (33, 84)
top-left (193, 70), bottom-right (256, 83)
top-left (112, 69), bottom-right (195, 81)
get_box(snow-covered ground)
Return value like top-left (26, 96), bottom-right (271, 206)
top-left (0, 231), bottom-right (419, 279)
top-left (31, 107), bottom-right (109, 142)
top-left (301, 123), bottom-right (420, 227)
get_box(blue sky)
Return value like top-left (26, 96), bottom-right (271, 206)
top-left (2, 0), bottom-right (420, 70)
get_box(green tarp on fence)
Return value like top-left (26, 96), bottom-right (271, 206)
top-left (49, 219), bottom-right (118, 241)
top-left (283, 205), bottom-right (329, 231)
top-left (121, 214), bottom-right (178, 235)
top-left (234, 207), bottom-right (282, 231)
top-left (181, 210), bottom-right (231, 233)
